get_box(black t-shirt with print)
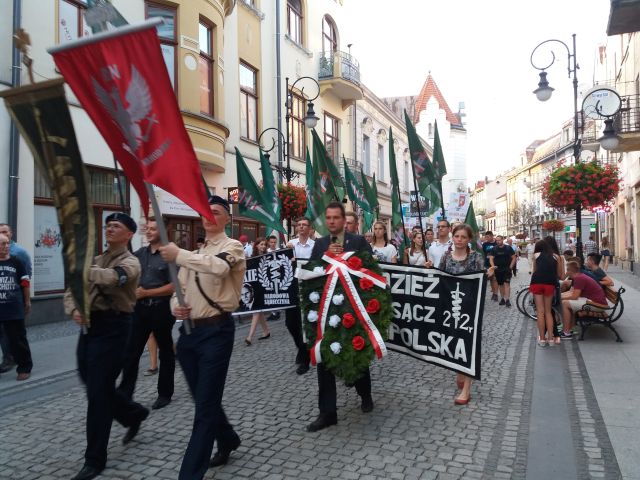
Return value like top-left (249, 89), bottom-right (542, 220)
top-left (490, 244), bottom-right (515, 271)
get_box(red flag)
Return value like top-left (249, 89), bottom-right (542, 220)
top-left (49, 20), bottom-right (213, 220)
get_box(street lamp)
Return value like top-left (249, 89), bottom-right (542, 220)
top-left (530, 34), bottom-right (584, 258)
top-left (260, 76), bottom-right (320, 185)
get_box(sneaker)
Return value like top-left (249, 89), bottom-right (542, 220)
top-left (559, 331), bottom-right (573, 340)
top-left (499, 298), bottom-right (506, 306)
top-left (491, 294), bottom-right (498, 302)
top-left (505, 300), bottom-right (512, 307)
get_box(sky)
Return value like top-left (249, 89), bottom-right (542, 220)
top-left (343, 0), bottom-right (612, 186)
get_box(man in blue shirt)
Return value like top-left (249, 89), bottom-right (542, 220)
top-left (0, 224), bottom-right (32, 374)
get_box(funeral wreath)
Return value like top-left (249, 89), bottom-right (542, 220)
top-left (299, 251), bottom-right (393, 384)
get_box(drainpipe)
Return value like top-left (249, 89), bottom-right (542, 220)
top-left (7, 0), bottom-right (22, 237)
top-left (275, 0), bottom-right (284, 184)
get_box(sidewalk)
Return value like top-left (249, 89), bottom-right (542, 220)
top-left (577, 265), bottom-right (640, 479)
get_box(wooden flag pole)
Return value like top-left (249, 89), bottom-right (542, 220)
top-left (144, 182), bottom-right (191, 334)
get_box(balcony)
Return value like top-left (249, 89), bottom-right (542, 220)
top-left (611, 93), bottom-right (640, 153)
top-left (607, 0), bottom-right (640, 35)
top-left (318, 50), bottom-right (363, 108)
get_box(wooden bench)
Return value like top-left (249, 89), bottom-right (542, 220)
top-left (575, 286), bottom-right (625, 342)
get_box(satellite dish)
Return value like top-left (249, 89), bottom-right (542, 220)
top-left (582, 86), bottom-right (622, 119)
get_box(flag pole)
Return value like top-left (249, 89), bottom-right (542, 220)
top-left (409, 160), bottom-right (429, 262)
top-left (144, 182), bottom-right (191, 334)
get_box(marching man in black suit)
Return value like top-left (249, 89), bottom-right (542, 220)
top-left (307, 201), bottom-right (374, 432)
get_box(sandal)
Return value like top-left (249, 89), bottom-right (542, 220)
top-left (245, 338), bottom-right (252, 346)
top-left (537, 337), bottom-right (547, 347)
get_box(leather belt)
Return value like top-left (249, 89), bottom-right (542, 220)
top-left (138, 297), bottom-right (171, 307)
top-left (191, 312), bottom-right (231, 328)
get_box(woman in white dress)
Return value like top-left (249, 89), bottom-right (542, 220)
top-left (403, 230), bottom-right (429, 266)
top-left (371, 221), bottom-right (398, 263)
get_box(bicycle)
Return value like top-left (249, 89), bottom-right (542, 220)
top-left (516, 286), bottom-right (563, 324)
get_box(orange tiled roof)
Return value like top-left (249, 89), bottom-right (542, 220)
top-left (413, 74), bottom-right (461, 126)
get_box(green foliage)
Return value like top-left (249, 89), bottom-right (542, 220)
top-left (300, 251), bottom-right (393, 384)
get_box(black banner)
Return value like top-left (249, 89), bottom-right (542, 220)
top-left (233, 249), bottom-right (299, 315)
top-left (381, 263), bottom-right (485, 379)
top-left (1, 79), bottom-right (95, 322)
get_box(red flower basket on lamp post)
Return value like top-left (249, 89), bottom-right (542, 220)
top-left (542, 219), bottom-right (565, 232)
top-left (278, 183), bottom-right (307, 223)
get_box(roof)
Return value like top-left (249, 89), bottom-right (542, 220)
top-left (413, 74), bottom-right (462, 126)
top-left (531, 134), bottom-right (561, 163)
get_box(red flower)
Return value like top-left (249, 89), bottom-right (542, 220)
top-left (347, 256), bottom-right (363, 269)
top-left (366, 299), bottom-right (380, 314)
top-left (342, 313), bottom-right (356, 328)
top-left (352, 335), bottom-right (365, 351)
top-left (359, 278), bottom-right (374, 290)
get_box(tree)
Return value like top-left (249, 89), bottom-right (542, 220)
top-left (509, 200), bottom-right (539, 237)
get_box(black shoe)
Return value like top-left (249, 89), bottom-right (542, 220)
top-left (151, 396), bottom-right (171, 410)
top-left (361, 396), bottom-right (374, 413)
top-left (258, 333), bottom-right (271, 340)
top-left (491, 294), bottom-right (498, 302)
top-left (296, 363), bottom-right (310, 375)
top-left (0, 360), bottom-right (16, 374)
top-left (71, 465), bottom-right (103, 480)
top-left (306, 413), bottom-right (337, 432)
top-left (499, 298), bottom-right (506, 306)
top-left (505, 300), bottom-right (512, 308)
top-left (122, 408), bottom-right (149, 445)
top-left (209, 434), bottom-right (241, 467)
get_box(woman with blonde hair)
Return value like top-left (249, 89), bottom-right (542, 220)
top-left (245, 238), bottom-right (270, 345)
top-left (371, 221), bottom-right (398, 263)
top-left (438, 223), bottom-right (494, 405)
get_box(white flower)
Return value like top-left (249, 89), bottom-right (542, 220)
top-left (328, 315), bottom-right (341, 327)
top-left (309, 291), bottom-right (320, 303)
top-left (332, 294), bottom-right (344, 306)
top-left (307, 310), bottom-right (318, 323)
top-left (330, 342), bottom-right (342, 354)
top-left (313, 266), bottom-right (325, 274)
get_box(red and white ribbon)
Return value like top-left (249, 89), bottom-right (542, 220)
top-left (296, 251), bottom-right (388, 365)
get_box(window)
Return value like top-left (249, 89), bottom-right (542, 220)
top-left (240, 62), bottom-right (258, 141)
top-left (362, 135), bottom-right (370, 174)
top-left (377, 144), bottom-right (385, 181)
top-left (288, 90), bottom-right (306, 160)
top-left (146, 2), bottom-right (177, 89)
top-left (287, 0), bottom-right (303, 45)
top-left (199, 21), bottom-right (214, 115)
top-left (324, 113), bottom-right (339, 162)
top-left (322, 15), bottom-right (337, 54)
top-left (58, 0), bottom-right (90, 44)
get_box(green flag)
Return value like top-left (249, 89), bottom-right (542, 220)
top-left (431, 120), bottom-right (447, 217)
top-left (311, 129), bottom-right (344, 201)
top-left (85, 0), bottom-right (129, 32)
top-left (464, 201), bottom-right (481, 251)
top-left (388, 128), bottom-right (409, 260)
top-left (404, 110), bottom-right (440, 216)
top-left (235, 147), bottom-right (286, 234)
top-left (343, 156), bottom-right (370, 212)
top-left (304, 148), bottom-right (328, 236)
top-left (360, 170), bottom-right (377, 231)
top-left (259, 149), bottom-right (281, 225)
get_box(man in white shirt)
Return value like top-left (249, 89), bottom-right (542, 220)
top-left (239, 234), bottom-right (252, 257)
top-left (427, 220), bottom-right (452, 269)
top-left (285, 217), bottom-right (316, 374)
top-left (526, 239), bottom-right (536, 274)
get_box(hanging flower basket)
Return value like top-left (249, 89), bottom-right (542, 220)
top-left (278, 183), bottom-right (307, 221)
top-left (515, 233), bottom-right (527, 239)
top-left (542, 161), bottom-right (620, 213)
top-left (542, 219), bottom-right (565, 232)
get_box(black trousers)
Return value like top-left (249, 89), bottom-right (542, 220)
top-left (118, 300), bottom-right (176, 399)
top-left (77, 313), bottom-right (148, 470)
top-left (176, 318), bottom-right (237, 480)
top-left (317, 363), bottom-right (371, 414)
top-left (1, 319), bottom-right (32, 373)
top-left (285, 306), bottom-right (309, 365)
top-left (0, 323), bottom-right (14, 363)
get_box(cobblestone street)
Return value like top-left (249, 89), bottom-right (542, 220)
top-left (0, 266), bottom-right (624, 479)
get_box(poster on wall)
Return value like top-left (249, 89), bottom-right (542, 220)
top-left (33, 205), bottom-right (65, 293)
top-left (446, 192), bottom-right (470, 223)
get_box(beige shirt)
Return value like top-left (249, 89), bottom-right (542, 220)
top-left (171, 232), bottom-right (246, 318)
top-left (63, 245), bottom-right (141, 315)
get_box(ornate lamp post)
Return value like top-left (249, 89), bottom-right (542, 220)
top-left (531, 34), bottom-right (584, 258)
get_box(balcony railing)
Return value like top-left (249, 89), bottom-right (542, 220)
top-left (338, 156), bottom-right (364, 178)
top-left (318, 50), bottom-right (361, 85)
top-left (614, 93), bottom-right (640, 135)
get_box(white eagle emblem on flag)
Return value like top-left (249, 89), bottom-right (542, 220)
top-left (92, 65), bottom-right (157, 157)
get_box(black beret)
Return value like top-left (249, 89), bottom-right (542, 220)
top-left (105, 212), bottom-right (137, 233)
top-left (208, 195), bottom-right (230, 212)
